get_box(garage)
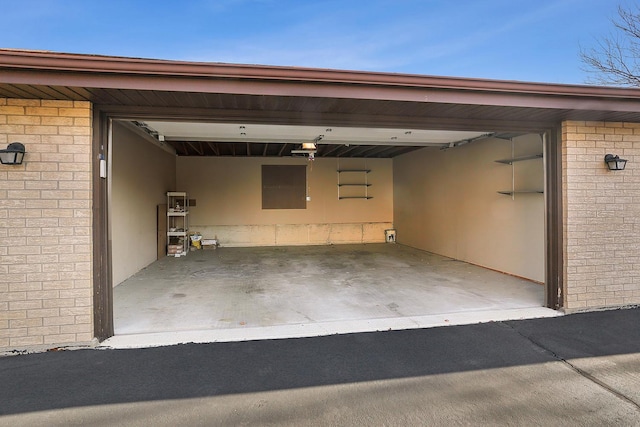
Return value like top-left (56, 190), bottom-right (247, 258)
top-left (9, 50), bottom-right (640, 351)
top-left (0, 49), bottom-right (581, 349)
top-left (107, 117), bottom-right (554, 343)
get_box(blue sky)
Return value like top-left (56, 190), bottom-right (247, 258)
top-left (0, 0), bottom-right (625, 84)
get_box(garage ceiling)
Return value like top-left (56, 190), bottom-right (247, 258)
top-left (136, 121), bottom-right (493, 158)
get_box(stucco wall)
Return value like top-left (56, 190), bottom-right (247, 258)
top-left (393, 134), bottom-right (545, 283)
top-left (111, 122), bottom-right (176, 286)
top-left (562, 121), bottom-right (640, 311)
top-left (176, 156), bottom-right (393, 246)
top-left (0, 98), bottom-right (93, 351)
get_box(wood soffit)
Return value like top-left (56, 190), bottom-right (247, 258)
top-left (3, 49), bottom-right (640, 157)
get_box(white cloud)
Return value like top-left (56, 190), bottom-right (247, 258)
top-left (177, 0), bottom-right (582, 74)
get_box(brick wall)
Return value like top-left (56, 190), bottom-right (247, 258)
top-left (0, 98), bottom-right (93, 351)
top-left (562, 120), bottom-right (640, 311)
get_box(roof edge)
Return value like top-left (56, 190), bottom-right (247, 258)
top-left (2, 48), bottom-right (640, 99)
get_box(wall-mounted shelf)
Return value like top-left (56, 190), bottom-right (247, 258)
top-left (496, 142), bottom-right (544, 199)
top-left (495, 154), bottom-right (543, 164)
top-left (498, 191), bottom-right (544, 196)
top-left (337, 169), bottom-right (371, 200)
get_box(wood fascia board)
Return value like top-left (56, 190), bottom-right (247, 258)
top-left (3, 68), bottom-right (640, 116)
top-left (2, 49), bottom-right (640, 97)
top-left (3, 50), bottom-right (640, 113)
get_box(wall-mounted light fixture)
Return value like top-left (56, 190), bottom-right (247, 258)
top-left (604, 154), bottom-right (627, 171)
top-left (0, 142), bottom-right (26, 165)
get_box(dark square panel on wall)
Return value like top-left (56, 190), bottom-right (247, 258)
top-left (262, 165), bottom-right (307, 209)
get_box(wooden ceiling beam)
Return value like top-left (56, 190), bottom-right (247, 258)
top-left (206, 141), bottom-right (219, 156)
top-left (334, 145), bottom-right (360, 157)
top-left (186, 141), bottom-right (203, 155)
top-left (278, 143), bottom-right (289, 156)
top-left (320, 145), bottom-right (343, 157)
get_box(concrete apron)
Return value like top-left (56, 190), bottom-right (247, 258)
top-left (101, 244), bottom-right (560, 349)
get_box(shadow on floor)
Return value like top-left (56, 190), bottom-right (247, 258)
top-left (1, 307), bottom-right (639, 415)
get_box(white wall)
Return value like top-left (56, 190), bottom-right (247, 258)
top-left (111, 122), bottom-right (176, 286)
top-left (393, 134), bottom-right (545, 282)
top-left (176, 156), bottom-right (393, 246)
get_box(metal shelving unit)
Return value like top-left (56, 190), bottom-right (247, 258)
top-left (167, 191), bottom-right (189, 257)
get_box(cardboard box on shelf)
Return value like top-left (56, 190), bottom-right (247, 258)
top-left (167, 244), bottom-right (182, 254)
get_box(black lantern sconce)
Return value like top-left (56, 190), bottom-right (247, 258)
top-left (0, 142), bottom-right (26, 165)
top-left (604, 154), bottom-right (627, 171)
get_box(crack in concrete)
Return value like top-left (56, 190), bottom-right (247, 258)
top-left (503, 322), bottom-right (640, 413)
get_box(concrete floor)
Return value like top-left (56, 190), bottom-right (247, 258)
top-left (111, 244), bottom-right (557, 346)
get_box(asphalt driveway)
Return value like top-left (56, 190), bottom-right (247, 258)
top-left (1, 308), bottom-right (639, 426)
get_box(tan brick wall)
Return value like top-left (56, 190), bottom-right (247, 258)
top-left (562, 120), bottom-right (640, 311)
top-left (0, 98), bottom-right (93, 350)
